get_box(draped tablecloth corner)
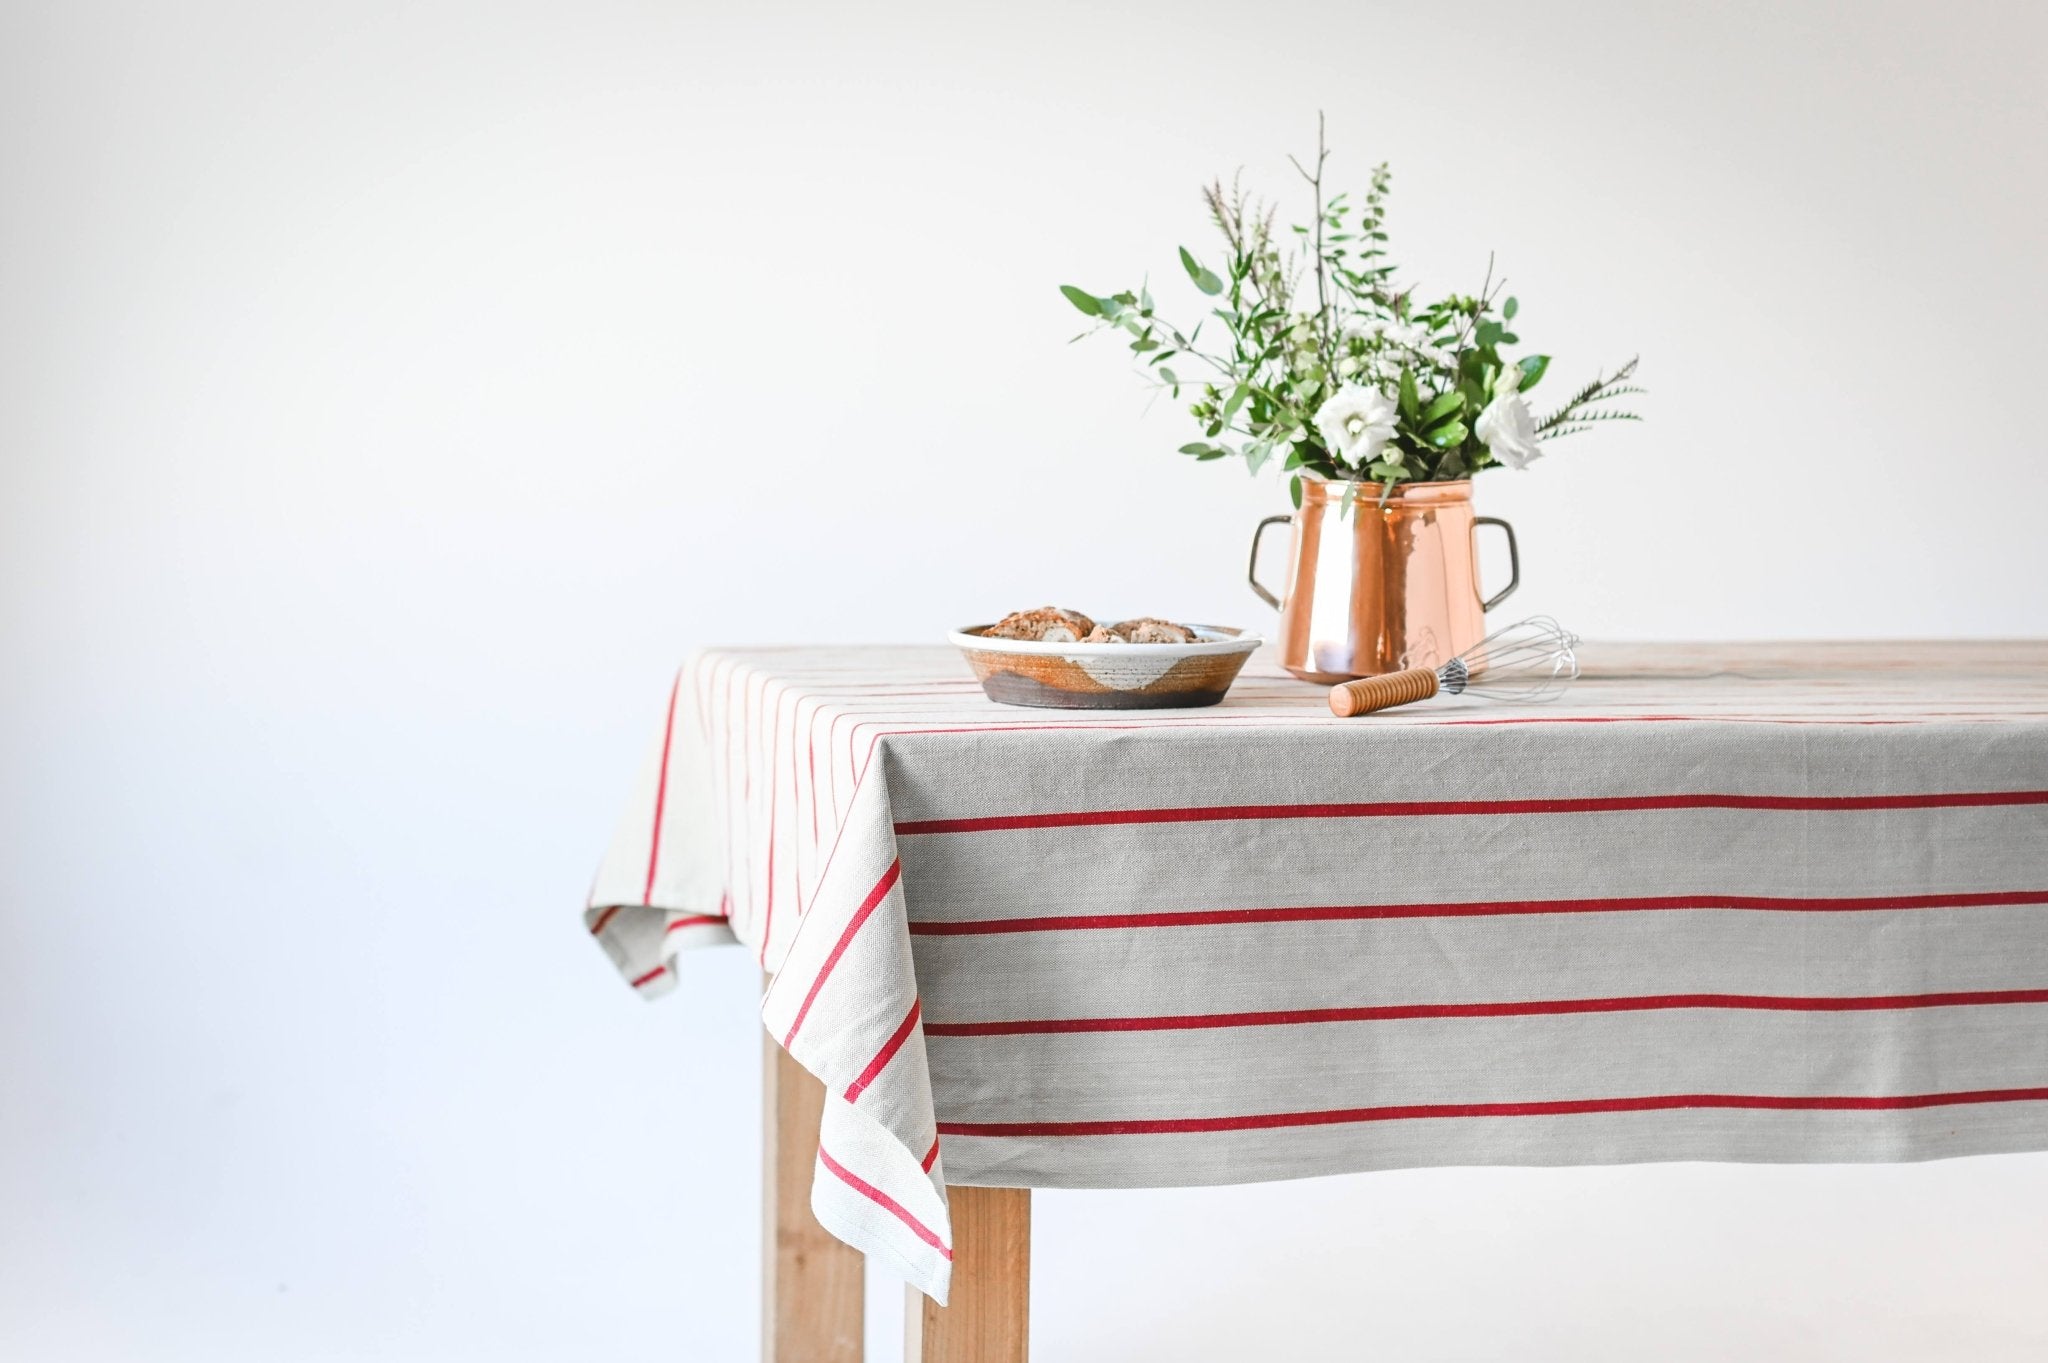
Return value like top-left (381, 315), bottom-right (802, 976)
top-left (580, 643), bottom-right (2048, 1301)
top-left (758, 751), bottom-right (954, 1303)
top-left (584, 656), bottom-right (958, 1298)
top-left (585, 669), bottom-right (742, 1000)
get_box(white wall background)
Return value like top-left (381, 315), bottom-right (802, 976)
top-left (5, 1), bottom-right (2046, 1359)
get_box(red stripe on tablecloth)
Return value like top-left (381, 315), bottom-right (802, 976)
top-left (745, 682), bottom-right (765, 910)
top-left (894, 790), bottom-right (2048, 835)
top-left (738, 670), bottom-right (769, 939)
top-left (846, 999), bottom-right (924, 1102)
top-left (808, 696), bottom-right (845, 872)
top-left (761, 682), bottom-right (788, 966)
top-left (938, 1087), bottom-right (2048, 1139)
top-left (860, 713), bottom-right (2040, 733)
top-left (1423, 714), bottom-right (2048, 727)
top-left (630, 965), bottom-right (667, 988)
top-left (743, 669), bottom-right (762, 800)
top-left (817, 1146), bottom-right (951, 1259)
top-left (795, 685), bottom-right (987, 697)
top-left (802, 799), bottom-right (858, 934)
top-left (924, 988), bottom-right (2048, 1036)
top-left (589, 904), bottom-right (622, 936)
top-left (830, 709), bottom-right (857, 785)
top-left (921, 1139), bottom-right (940, 1173)
top-left (642, 671), bottom-right (683, 902)
top-left (849, 716), bottom-right (1417, 784)
top-left (790, 692), bottom-right (813, 913)
top-left (1426, 715), bottom-right (1824, 726)
top-left (908, 890), bottom-right (2048, 937)
top-left (781, 860), bottom-right (904, 1048)
top-left (665, 914), bottom-right (727, 934)
top-left (721, 658), bottom-right (742, 930)
top-left (806, 703), bottom-right (822, 847)
top-left (850, 719), bottom-right (1332, 773)
top-left (691, 657), bottom-right (712, 744)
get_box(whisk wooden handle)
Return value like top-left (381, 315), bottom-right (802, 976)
top-left (1329, 667), bottom-right (1440, 717)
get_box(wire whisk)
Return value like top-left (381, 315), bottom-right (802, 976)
top-left (1329, 616), bottom-right (1581, 717)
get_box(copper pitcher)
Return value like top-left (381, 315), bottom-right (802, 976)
top-left (1248, 479), bottom-right (1519, 683)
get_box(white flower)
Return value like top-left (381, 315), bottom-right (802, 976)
top-left (1380, 320), bottom-right (1457, 371)
top-left (1313, 385), bottom-right (1399, 468)
top-left (1476, 365), bottom-right (1543, 469)
top-left (1379, 320), bottom-right (1430, 350)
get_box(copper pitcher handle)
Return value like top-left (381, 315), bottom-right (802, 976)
top-left (1248, 514), bottom-right (1291, 609)
top-left (1475, 515), bottom-right (1520, 612)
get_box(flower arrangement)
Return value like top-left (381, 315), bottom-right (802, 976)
top-left (1060, 118), bottom-right (1643, 509)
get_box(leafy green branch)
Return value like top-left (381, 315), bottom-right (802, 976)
top-left (1537, 356), bottom-right (1644, 435)
top-left (1058, 120), bottom-right (1643, 504)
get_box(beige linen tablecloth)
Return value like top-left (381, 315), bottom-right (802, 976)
top-left (583, 642), bottom-right (2048, 1300)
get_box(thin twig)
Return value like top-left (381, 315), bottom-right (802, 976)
top-left (1288, 112), bottom-right (1335, 375)
top-left (1445, 251), bottom-right (1495, 364)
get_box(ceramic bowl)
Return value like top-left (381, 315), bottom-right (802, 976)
top-left (948, 624), bottom-right (1263, 709)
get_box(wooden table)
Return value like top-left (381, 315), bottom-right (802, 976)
top-left (765, 1040), bottom-right (1028, 1363)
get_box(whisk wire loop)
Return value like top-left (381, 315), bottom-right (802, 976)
top-left (1453, 615), bottom-right (1581, 703)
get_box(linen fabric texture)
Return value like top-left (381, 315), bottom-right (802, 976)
top-left (583, 642), bottom-right (2048, 1302)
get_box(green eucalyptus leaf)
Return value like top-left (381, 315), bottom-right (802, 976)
top-left (1502, 296), bottom-right (1518, 321)
top-left (1179, 246), bottom-right (1225, 296)
top-left (1289, 475), bottom-right (1304, 509)
top-left (1178, 442), bottom-right (1216, 457)
top-left (1426, 419), bottom-right (1469, 448)
top-left (1059, 285), bottom-right (1102, 317)
top-left (1517, 354), bottom-right (1550, 391)
top-left (1419, 391), bottom-right (1464, 427)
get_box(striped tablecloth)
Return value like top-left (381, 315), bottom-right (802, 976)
top-left (583, 641), bottom-right (2048, 1301)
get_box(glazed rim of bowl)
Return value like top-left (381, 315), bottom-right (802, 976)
top-left (950, 624), bottom-right (1262, 657)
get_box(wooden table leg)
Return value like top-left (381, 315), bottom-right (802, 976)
top-left (763, 1032), bottom-right (864, 1363)
top-left (904, 1186), bottom-right (1030, 1363)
